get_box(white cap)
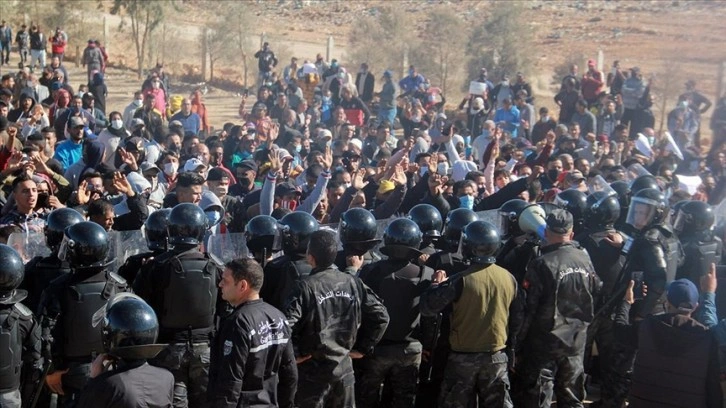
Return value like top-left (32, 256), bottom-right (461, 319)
top-left (183, 158), bottom-right (206, 172)
top-left (348, 138), bottom-right (363, 150)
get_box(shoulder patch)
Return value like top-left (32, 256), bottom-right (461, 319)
top-left (14, 303), bottom-right (33, 318)
top-left (223, 340), bottom-right (233, 356)
top-left (108, 272), bottom-right (128, 286)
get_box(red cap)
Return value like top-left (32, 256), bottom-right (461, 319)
top-left (587, 59), bottom-right (596, 66)
top-left (597, 133), bottom-right (609, 143)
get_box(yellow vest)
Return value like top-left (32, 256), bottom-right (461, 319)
top-left (450, 264), bottom-right (516, 353)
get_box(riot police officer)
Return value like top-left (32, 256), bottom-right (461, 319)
top-left (260, 211), bottom-right (319, 310)
top-left (77, 294), bottom-right (174, 408)
top-left (425, 208), bottom-right (479, 272)
top-left (407, 204), bottom-right (443, 255)
top-left (335, 208), bottom-right (381, 274)
top-left (133, 203), bottom-right (224, 408)
top-left (600, 188), bottom-right (684, 407)
top-left (22, 208), bottom-right (85, 312)
top-left (629, 174), bottom-right (660, 195)
top-left (245, 215), bottom-right (280, 266)
top-left (356, 218), bottom-right (434, 408)
top-left (554, 189), bottom-right (588, 236)
top-left (0, 244), bottom-right (42, 408)
top-left (117, 208), bottom-right (171, 283)
top-left (37, 221), bottom-right (129, 406)
top-left (516, 209), bottom-right (600, 408)
top-left (496, 200), bottom-right (543, 283)
top-left (421, 221), bottom-right (518, 407)
top-left (674, 200), bottom-right (721, 286)
top-left (610, 180), bottom-right (631, 232)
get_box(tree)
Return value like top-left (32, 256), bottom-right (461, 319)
top-left (105, 0), bottom-right (169, 79)
top-left (412, 7), bottom-right (465, 95)
top-left (465, 2), bottom-right (536, 91)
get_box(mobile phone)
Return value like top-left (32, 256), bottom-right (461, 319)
top-left (632, 271), bottom-right (645, 300)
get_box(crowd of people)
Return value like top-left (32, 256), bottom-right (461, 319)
top-left (1, 19), bottom-right (726, 408)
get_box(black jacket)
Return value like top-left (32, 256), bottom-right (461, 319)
top-left (284, 266), bottom-right (389, 375)
top-left (520, 241), bottom-right (600, 354)
top-left (77, 361), bottom-right (174, 408)
top-left (355, 72), bottom-right (375, 103)
top-left (208, 299), bottom-right (297, 408)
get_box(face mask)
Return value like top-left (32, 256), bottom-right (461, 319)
top-left (437, 162), bottom-right (449, 176)
top-left (419, 166), bottom-right (428, 177)
top-left (294, 144), bottom-right (302, 153)
top-left (679, 101), bottom-right (689, 109)
top-left (459, 195), bottom-right (474, 210)
top-left (501, 80), bottom-right (509, 87)
top-left (111, 119), bottom-right (123, 129)
top-left (322, 96), bottom-right (331, 103)
top-left (133, 99), bottom-right (143, 107)
top-left (541, 116), bottom-right (549, 122)
top-left (163, 162), bottom-right (178, 177)
top-left (547, 169), bottom-right (560, 181)
top-left (344, 183), bottom-right (352, 189)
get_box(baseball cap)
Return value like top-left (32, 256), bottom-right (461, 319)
top-left (69, 116), bottom-right (85, 128)
top-left (317, 129), bottom-right (333, 140)
top-left (206, 167), bottom-right (230, 182)
top-left (237, 160), bottom-right (258, 173)
top-left (587, 59), bottom-right (596, 66)
top-left (667, 279), bottom-right (699, 311)
top-left (348, 138), bottom-right (363, 150)
top-left (183, 158), bottom-right (206, 172)
top-left (546, 208), bottom-right (574, 234)
top-left (131, 118), bottom-right (145, 128)
top-left (565, 170), bottom-right (586, 185)
top-left (275, 182), bottom-right (301, 197)
top-left (140, 162), bottom-right (160, 175)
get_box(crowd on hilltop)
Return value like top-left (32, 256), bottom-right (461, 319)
top-left (2, 18), bottom-right (726, 408)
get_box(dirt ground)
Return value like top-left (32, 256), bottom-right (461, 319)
top-left (35, 1), bottom-right (726, 141)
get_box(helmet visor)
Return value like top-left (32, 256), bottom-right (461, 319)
top-left (498, 210), bottom-right (514, 238)
top-left (57, 234), bottom-right (72, 262)
top-left (626, 197), bottom-right (659, 230)
top-left (588, 175), bottom-right (617, 197)
top-left (627, 163), bottom-right (652, 181)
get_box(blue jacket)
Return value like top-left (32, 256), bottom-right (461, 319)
top-left (493, 106), bottom-right (521, 138)
top-left (170, 111), bottom-right (201, 135)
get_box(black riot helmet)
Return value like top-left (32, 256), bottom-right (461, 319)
top-left (144, 208), bottom-right (171, 251)
top-left (0, 244), bottom-right (26, 305)
top-left (461, 221), bottom-right (501, 264)
top-left (630, 174), bottom-right (660, 195)
top-left (585, 191), bottom-right (621, 229)
top-left (279, 211), bottom-right (319, 255)
top-left (102, 295), bottom-right (163, 360)
top-left (442, 208), bottom-right (479, 250)
top-left (626, 188), bottom-right (666, 231)
top-left (669, 200), bottom-right (689, 225)
top-left (673, 201), bottom-right (715, 237)
top-left (58, 221), bottom-right (110, 269)
top-left (537, 201), bottom-right (561, 217)
top-left (554, 190), bottom-right (587, 226)
top-left (499, 199), bottom-right (529, 239)
top-left (45, 208), bottom-right (85, 250)
top-left (407, 204), bottom-right (443, 239)
top-left (339, 208), bottom-right (381, 255)
top-left (610, 180), bottom-right (631, 210)
top-left (167, 203), bottom-right (208, 246)
top-left (245, 215), bottom-right (280, 253)
top-left (380, 218), bottom-right (423, 260)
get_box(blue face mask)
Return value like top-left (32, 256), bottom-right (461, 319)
top-left (409, 69), bottom-right (415, 76)
top-left (459, 195), bottom-right (474, 210)
top-left (295, 144), bottom-right (302, 153)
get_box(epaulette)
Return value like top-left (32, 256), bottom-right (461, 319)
top-left (13, 303), bottom-right (33, 318)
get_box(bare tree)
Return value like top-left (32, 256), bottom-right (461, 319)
top-left (465, 2), bottom-right (536, 90)
top-left (412, 7), bottom-right (465, 96)
top-left (105, 0), bottom-right (169, 79)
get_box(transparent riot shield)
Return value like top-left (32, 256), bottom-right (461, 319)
top-left (7, 232), bottom-right (50, 263)
top-left (206, 233), bottom-right (250, 264)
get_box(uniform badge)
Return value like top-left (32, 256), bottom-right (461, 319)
top-left (224, 340), bottom-right (233, 356)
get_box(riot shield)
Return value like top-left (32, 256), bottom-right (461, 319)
top-left (206, 233), bottom-right (250, 264)
top-left (108, 230), bottom-right (148, 273)
top-left (7, 232), bottom-right (50, 263)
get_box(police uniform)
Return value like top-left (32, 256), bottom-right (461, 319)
top-left (208, 299), bottom-right (297, 408)
top-left (37, 269), bottom-right (128, 405)
top-left (356, 256), bottom-right (434, 408)
top-left (421, 220), bottom-right (517, 408)
top-left (76, 361), bottom-right (174, 408)
top-left (284, 265), bottom-right (389, 408)
top-left (515, 210), bottom-right (600, 408)
top-left (133, 247), bottom-right (224, 408)
top-left (260, 254), bottom-right (312, 311)
top-left (116, 251), bottom-right (158, 284)
top-left (22, 254), bottom-right (72, 313)
top-left (0, 301), bottom-right (42, 407)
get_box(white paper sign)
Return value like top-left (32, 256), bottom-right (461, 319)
top-left (469, 81), bottom-right (487, 96)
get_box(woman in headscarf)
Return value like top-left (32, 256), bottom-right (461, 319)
top-left (49, 87), bottom-right (70, 126)
top-left (191, 89), bottom-right (209, 135)
top-left (97, 111), bottom-right (130, 167)
top-left (88, 71), bottom-right (108, 114)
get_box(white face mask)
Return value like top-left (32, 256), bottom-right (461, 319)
top-left (133, 99), bottom-right (143, 107)
top-left (163, 162), bottom-right (178, 177)
top-left (111, 119), bottom-right (123, 129)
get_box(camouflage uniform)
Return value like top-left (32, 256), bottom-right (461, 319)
top-left (514, 343), bottom-right (587, 408)
top-left (589, 317), bottom-right (636, 408)
top-left (439, 351), bottom-right (512, 408)
top-left (356, 345), bottom-right (422, 408)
